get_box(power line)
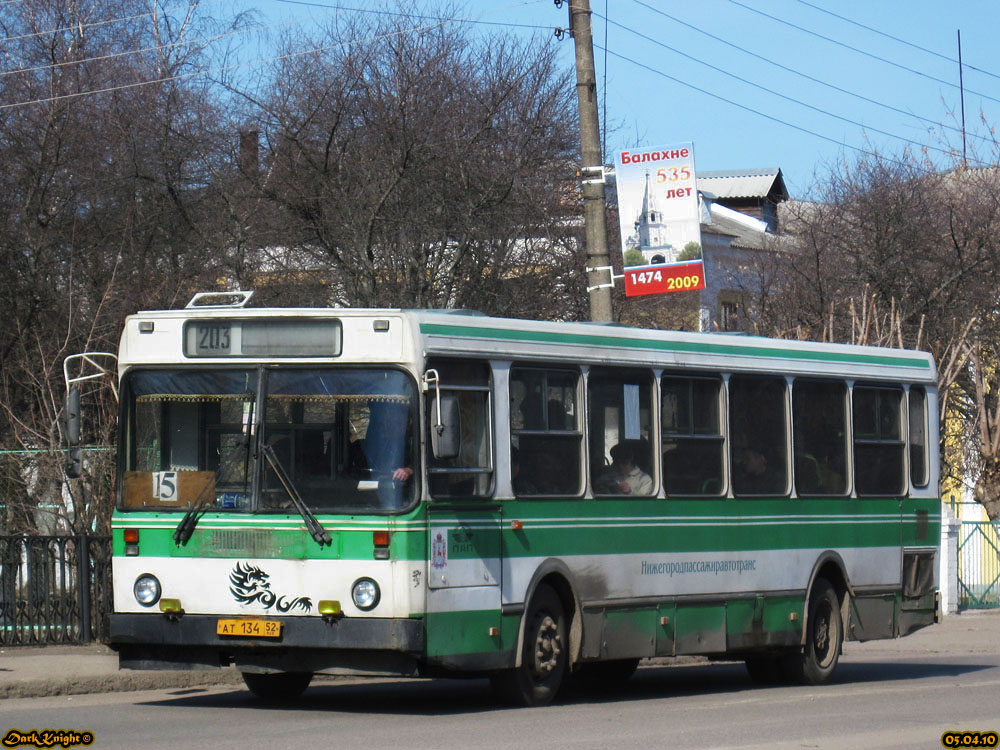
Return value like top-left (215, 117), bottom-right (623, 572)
top-left (0, 10), bottom-right (327, 81)
top-left (0, 0), bottom-right (254, 47)
top-left (0, 0), bottom-right (447, 82)
top-left (596, 42), bottom-right (940, 175)
top-left (598, 11), bottom-right (956, 159)
top-left (0, 15), bottom-right (506, 111)
top-left (3, 26), bottom-right (233, 80)
top-left (0, 4), bottom-right (552, 111)
top-left (793, 0), bottom-right (1000, 84)
top-left (724, 0), bottom-right (1000, 108)
top-left (263, 0), bottom-right (552, 32)
top-left (626, 0), bottom-right (993, 147)
top-left (0, 7), bottom-right (155, 45)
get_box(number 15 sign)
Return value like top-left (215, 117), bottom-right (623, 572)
top-left (623, 260), bottom-right (706, 298)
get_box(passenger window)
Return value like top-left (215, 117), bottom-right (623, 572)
top-left (510, 367), bottom-right (582, 496)
top-left (909, 387), bottom-right (929, 488)
top-left (589, 369), bottom-right (655, 497)
top-left (661, 375), bottom-right (724, 497)
top-left (853, 386), bottom-right (905, 496)
top-left (426, 358), bottom-right (493, 499)
top-left (729, 375), bottom-right (789, 497)
top-left (793, 380), bottom-right (849, 496)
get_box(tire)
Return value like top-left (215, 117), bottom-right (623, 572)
top-left (241, 671), bottom-right (313, 701)
top-left (784, 578), bottom-right (843, 685)
top-left (491, 584), bottom-right (568, 706)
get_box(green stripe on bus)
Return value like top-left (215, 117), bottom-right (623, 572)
top-left (419, 323), bottom-right (931, 369)
top-left (111, 497), bottom-right (940, 559)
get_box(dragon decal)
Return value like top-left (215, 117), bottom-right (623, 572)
top-left (228, 562), bottom-right (313, 613)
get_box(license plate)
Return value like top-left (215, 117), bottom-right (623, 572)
top-left (217, 618), bottom-right (282, 638)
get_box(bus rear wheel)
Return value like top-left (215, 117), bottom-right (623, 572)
top-left (491, 584), bottom-right (568, 706)
top-left (241, 671), bottom-right (313, 701)
top-left (784, 578), bottom-right (842, 685)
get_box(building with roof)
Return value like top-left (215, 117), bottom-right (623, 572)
top-left (697, 168), bottom-right (789, 232)
top-left (695, 168), bottom-right (789, 332)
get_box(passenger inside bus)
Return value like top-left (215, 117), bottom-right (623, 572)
top-left (596, 442), bottom-right (653, 495)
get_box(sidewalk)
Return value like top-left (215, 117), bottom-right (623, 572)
top-left (0, 643), bottom-right (243, 699)
top-left (1, 610), bottom-right (997, 699)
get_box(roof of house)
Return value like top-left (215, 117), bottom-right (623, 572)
top-left (697, 168), bottom-right (787, 202)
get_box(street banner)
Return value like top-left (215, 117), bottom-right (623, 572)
top-left (614, 142), bottom-right (704, 297)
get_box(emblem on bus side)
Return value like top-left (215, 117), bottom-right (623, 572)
top-left (229, 562), bottom-right (313, 613)
top-left (431, 532), bottom-right (448, 570)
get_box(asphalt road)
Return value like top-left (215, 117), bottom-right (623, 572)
top-left (3, 631), bottom-right (998, 750)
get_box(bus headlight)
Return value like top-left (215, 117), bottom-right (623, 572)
top-left (134, 574), bottom-right (162, 607)
top-left (351, 578), bottom-right (380, 611)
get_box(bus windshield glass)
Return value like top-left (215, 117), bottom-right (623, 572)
top-left (260, 368), bottom-right (416, 512)
top-left (121, 368), bottom-right (417, 513)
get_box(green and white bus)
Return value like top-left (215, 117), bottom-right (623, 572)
top-left (71, 292), bottom-right (940, 705)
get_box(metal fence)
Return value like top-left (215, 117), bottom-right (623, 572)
top-left (957, 520), bottom-right (1000, 610)
top-left (0, 535), bottom-right (113, 645)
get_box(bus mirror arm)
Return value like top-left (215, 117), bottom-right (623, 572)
top-left (62, 352), bottom-right (118, 481)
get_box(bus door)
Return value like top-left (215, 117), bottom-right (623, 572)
top-left (423, 361), bottom-right (503, 670)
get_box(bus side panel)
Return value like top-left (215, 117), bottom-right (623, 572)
top-left (501, 497), bottom-right (918, 662)
top-left (424, 509), bottom-right (507, 670)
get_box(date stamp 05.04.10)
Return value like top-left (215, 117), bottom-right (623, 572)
top-left (941, 731), bottom-right (999, 748)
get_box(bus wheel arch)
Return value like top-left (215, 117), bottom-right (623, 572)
top-left (786, 556), bottom-right (850, 685)
top-left (493, 581), bottom-right (573, 706)
top-left (513, 561), bottom-right (582, 670)
top-left (802, 553), bottom-right (851, 644)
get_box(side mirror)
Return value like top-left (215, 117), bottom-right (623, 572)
top-left (67, 387), bottom-right (81, 446)
top-left (432, 395), bottom-right (461, 460)
top-left (65, 387), bottom-right (82, 479)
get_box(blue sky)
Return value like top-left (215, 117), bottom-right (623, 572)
top-left (245, 0), bottom-right (1000, 198)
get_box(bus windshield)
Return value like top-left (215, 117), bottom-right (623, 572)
top-left (121, 368), bottom-right (417, 513)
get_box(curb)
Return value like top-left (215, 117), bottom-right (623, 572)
top-left (0, 669), bottom-right (244, 701)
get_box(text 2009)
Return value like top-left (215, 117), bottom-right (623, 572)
top-left (666, 275), bottom-right (702, 290)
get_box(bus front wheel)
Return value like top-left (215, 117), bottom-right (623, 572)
top-left (491, 584), bottom-right (568, 706)
top-left (784, 578), bottom-right (842, 685)
top-left (241, 671), bottom-right (313, 701)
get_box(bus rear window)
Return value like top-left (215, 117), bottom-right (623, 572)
top-left (853, 386), bottom-right (905, 496)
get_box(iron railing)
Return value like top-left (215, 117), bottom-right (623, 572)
top-left (957, 520), bottom-right (1000, 610)
top-left (0, 535), bottom-right (112, 645)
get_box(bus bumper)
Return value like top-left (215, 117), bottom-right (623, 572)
top-left (109, 613), bottom-right (424, 676)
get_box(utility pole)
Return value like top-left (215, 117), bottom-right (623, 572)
top-left (958, 29), bottom-right (967, 168)
top-left (567, 0), bottom-right (614, 322)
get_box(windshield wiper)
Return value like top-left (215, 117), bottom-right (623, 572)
top-left (173, 500), bottom-right (211, 546)
top-left (174, 401), bottom-right (256, 546)
top-left (261, 443), bottom-right (332, 546)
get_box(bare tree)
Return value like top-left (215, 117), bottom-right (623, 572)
top-left (241, 8), bottom-right (583, 318)
top-left (753, 151), bottom-right (1000, 518)
top-left (0, 0), bottom-right (237, 532)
